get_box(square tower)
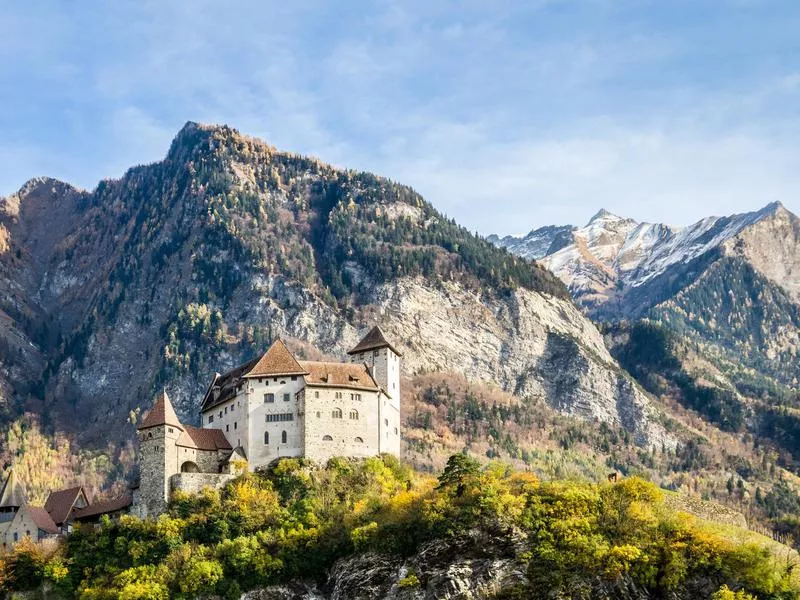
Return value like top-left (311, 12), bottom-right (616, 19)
top-left (348, 326), bottom-right (402, 456)
top-left (135, 391), bottom-right (183, 518)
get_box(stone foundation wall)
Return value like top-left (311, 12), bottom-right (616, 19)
top-left (170, 472), bottom-right (237, 495)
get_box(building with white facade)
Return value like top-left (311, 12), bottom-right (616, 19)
top-left (199, 325), bottom-right (402, 464)
top-left (131, 326), bottom-right (402, 517)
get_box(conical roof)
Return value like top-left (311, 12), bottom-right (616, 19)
top-left (244, 339), bottom-right (307, 377)
top-left (0, 469), bottom-right (26, 508)
top-left (138, 390), bottom-right (183, 430)
top-left (348, 325), bottom-right (402, 356)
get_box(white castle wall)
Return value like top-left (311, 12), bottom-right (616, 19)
top-left (303, 386), bottom-right (382, 462)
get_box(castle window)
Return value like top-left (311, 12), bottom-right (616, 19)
top-left (394, 427), bottom-right (398, 435)
top-left (148, 432), bottom-right (153, 439)
top-left (234, 422), bottom-right (237, 430)
top-left (266, 413), bottom-right (294, 422)
top-left (13, 533), bottom-right (17, 541)
top-left (316, 411), bottom-right (321, 418)
top-left (350, 393), bottom-right (361, 401)
top-left (280, 380), bottom-right (286, 385)
top-left (219, 411), bottom-right (222, 418)
top-left (323, 435), bottom-right (333, 441)
top-left (264, 393), bottom-right (275, 403)
top-left (291, 376), bottom-right (297, 381)
top-left (332, 408), bottom-right (342, 419)
top-left (208, 415), bottom-right (214, 424)
top-left (168, 427), bottom-right (174, 433)
top-left (335, 392), bottom-right (342, 399)
top-left (314, 391), bottom-right (319, 398)
top-left (349, 409), bottom-right (359, 420)
top-left (355, 437), bottom-right (363, 443)
top-left (281, 430), bottom-right (287, 444)
top-left (224, 407), bottom-right (227, 414)
top-left (384, 419), bottom-right (388, 426)
top-left (226, 424), bottom-right (229, 432)
top-left (264, 431), bottom-right (269, 444)
top-left (283, 393), bottom-right (290, 402)
top-left (374, 350), bottom-right (379, 357)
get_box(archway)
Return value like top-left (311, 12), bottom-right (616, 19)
top-left (180, 461), bottom-right (199, 473)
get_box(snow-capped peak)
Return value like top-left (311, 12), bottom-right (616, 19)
top-left (587, 208), bottom-right (623, 225)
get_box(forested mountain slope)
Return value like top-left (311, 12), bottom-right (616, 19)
top-left (0, 122), bottom-right (672, 452)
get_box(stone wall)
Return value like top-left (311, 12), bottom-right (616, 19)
top-left (135, 424), bottom-right (182, 519)
top-left (170, 472), bottom-right (237, 495)
top-left (303, 386), bottom-right (381, 463)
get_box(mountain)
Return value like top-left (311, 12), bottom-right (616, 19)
top-left (0, 122), bottom-right (675, 458)
top-left (492, 204), bottom-right (800, 458)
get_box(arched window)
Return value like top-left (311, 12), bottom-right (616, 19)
top-left (281, 430), bottom-right (287, 444)
top-left (332, 408), bottom-right (342, 419)
top-left (349, 409), bottom-right (359, 420)
top-left (147, 432), bottom-right (153, 439)
top-left (354, 437), bottom-right (364, 443)
top-left (323, 435), bottom-right (333, 441)
top-left (264, 431), bottom-right (269, 444)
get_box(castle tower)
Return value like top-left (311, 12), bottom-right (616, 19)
top-left (135, 391), bottom-right (183, 518)
top-left (348, 326), bottom-right (402, 455)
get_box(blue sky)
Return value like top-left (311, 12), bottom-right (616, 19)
top-left (2, 0), bottom-right (800, 234)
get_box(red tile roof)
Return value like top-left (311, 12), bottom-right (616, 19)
top-left (177, 426), bottom-right (232, 451)
top-left (244, 339), bottom-right (308, 378)
top-left (139, 390), bottom-right (183, 430)
top-left (44, 486), bottom-right (90, 526)
top-left (348, 325), bottom-right (402, 356)
top-left (72, 495), bottom-right (132, 521)
top-left (27, 506), bottom-right (59, 534)
top-left (299, 361), bottom-right (379, 391)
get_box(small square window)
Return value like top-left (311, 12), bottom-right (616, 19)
top-left (208, 415), bottom-right (214, 424)
top-left (264, 393), bottom-right (275, 403)
top-left (283, 393), bottom-right (290, 402)
top-left (168, 427), bottom-right (174, 433)
top-left (314, 391), bottom-right (319, 398)
top-left (291, 375), bottom-right (297, 381)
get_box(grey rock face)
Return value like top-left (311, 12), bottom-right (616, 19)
top-left (243, 526), bottom-right (529, 600)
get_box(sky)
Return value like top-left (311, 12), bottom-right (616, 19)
top-left (2, 1), bottom-right (800, 235)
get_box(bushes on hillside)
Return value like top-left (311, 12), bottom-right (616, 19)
top-left (0, 455), bottom-right (797, 598)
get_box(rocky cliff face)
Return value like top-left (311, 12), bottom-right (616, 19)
top-left (241, 524), bottom-right (725, 600)
top-left (0, 122), bottom-right (673, 452)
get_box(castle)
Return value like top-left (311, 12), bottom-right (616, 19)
top-left (132, 326), bottom-right (402, 517)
